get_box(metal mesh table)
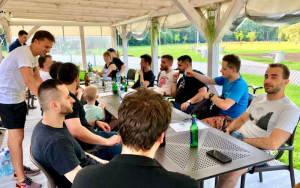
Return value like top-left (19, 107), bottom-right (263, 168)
top-left (154, 128), bottom-right (274, 182)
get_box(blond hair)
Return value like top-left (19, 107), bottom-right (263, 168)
top-left (84, 86), bottom-right (98, 101)
top-left (103, 51), bottom-right (113, 60)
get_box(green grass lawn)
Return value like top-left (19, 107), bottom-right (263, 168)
top-left (220, 42), bottom-right (300, 71)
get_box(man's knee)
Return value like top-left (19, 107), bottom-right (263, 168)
top-left (219, 168), bottom-right (248, 182)
top-left (8, 129), bottom-right (24, 142)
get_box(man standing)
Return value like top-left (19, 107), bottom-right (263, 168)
top-left (171, 55), bottom-right (208, 114)
top-left (131, 54), bottom-right (155, 89)
top-left (72, 88), bottom-right (198, 188)
top-left (9, 30), bottom-right (28, 52)
top-left (0, 30), bottom-right (55, 188)
top-left (107, 48), bottom-right (126, 74)
top-left (38, 55), bottom-right (53, 81)
top-left (187, 54), bottom-right (248, 130)
top-left (149, 54), bottom-right (174, 96)
top-left (216, 64), bottom-right (299, 188)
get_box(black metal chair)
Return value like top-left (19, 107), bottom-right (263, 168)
top-left (248, 85), bottom-right (263, 94)
top-left (154, 71), bottom-right (161, 86)
top-left (240, 120), bottom-right (299, 188)
top-left (29, 147), bottom-right (57, 188)
top-left (126, 69), bottom-right (136, 86)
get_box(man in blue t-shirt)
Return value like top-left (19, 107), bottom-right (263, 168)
top-left (187, 54), bottom-right (248, 130)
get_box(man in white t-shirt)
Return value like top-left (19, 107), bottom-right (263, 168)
top-left (216, 64), bottom-right (299, 188)
top-left (149, 54), bottom-right (174, 96)
top-left (38, 54), bottom-right (53, 81)
top-left (0, 30), bottom-right (55, 188)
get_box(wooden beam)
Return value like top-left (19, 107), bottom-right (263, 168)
top-left (110, 26), bottom-right (117, 50)
top-left (5, 8), bottom-right (133, 18)
top-left (8, 1), bottom-right (161, 11)
top-left (27, 26), bottom-right (40, 38)
top-left (79, 26), bottom-right (87, 70)
top-left (12, 12), bottom-right (121, 22)
top-left (121, 25), bottom-right (128, 75)
top-left (112, 15), bottom-right (148, 27)
top-left (215, 0), bottom-right (247, 42)
top-left (0, 0), bottom-right (10, 9)
top-left (150, 20), bottom-right (158, 78)
top-left (172, 0), bottom-right (207, 40)
top-left (9, 20), bottom-right (112, 26)
top-left (0, 18), bottom-right (11, 49)
top-left (91, 0), bottom-right (174, 7)
top-left (191, 0), bottom-right (230, 8)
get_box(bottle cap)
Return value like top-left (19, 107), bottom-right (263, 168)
top-left (192, 115), bottom-right (196, 118)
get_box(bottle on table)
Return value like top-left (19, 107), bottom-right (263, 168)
top-left (122, 76), bottom-right (128, 92)
top-left (4, 151), bottom-right (14, 175)
top-left (116, 70), bottom-right (121, 86)
top-left (104, 67), bottom-right (108, 81)
top-left (140, 81), bottom-right (143, 87)
top-left (190, 115), bottom-right (198, 147)
top-left (84, 72), bottom-right (90, 86)
top-left (119, 86), bottom-right (124, 103)
top-left (112, 78), bottom-right (118, 95)
top-left (0, 151), bottom-right (4, 177)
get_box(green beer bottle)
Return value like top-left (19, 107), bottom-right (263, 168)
top-left (112, 78), bottom-right (118, 95)
top-left (123, 76), bottom-right (128, 92)
top-left (190, 115), bottom-right (198, 147)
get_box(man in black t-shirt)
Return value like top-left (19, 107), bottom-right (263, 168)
top-left (57, 63), bottom-right (122, 160)
top-left (131, 54), bottom-right (155, 89)
top-left (31, 79), bottom-right (107, 188)
top-left (171, 55), bottom-right (208, 114)
top-left (107, 48), bottom-right (126, 74)
top-left (72, 88), bottom-right (198, 188)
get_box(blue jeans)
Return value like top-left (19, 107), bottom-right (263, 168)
top-left (230, 131), bottom-right (268, 171)
top-left (93, 131), bottom-right (122, 160)
top-left (171, 101), bottom-right (195, 114)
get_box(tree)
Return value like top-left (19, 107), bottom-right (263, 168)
top-left (280, 22), bottom-right (300, 43)
top-left (246, 31), bottom-right (256, 43)
top-left (183, 35), bottom-right (188, 42)
top-left (174, 33), bottom-right (180, 43)
top-left (234, 31), bottom-right (240, 41)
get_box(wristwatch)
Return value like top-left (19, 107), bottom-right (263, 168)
top-left (237, 137), bottom-right (244, 142)
top-left (163, 91), bottom-right (166, 96)
top-left (209, 93), bottom-right (215, 100)
top-left (187, 100), bottom-right (191, 105)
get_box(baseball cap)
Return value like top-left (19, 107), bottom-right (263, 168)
top-left (107, 48), bottom-right (116, 52)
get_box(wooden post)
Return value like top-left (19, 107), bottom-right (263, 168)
top-left (0, 18), bottom-right (12, 51)
top-left (150, 21), bottom-right (158, 78)
top-left (110, 26), bottom-right (117, 50)
top-left (79, 26), bottom-right (87, 70)
top-left (0, 43), bottom-right (2, 63)
top-left (27, 26), bottom-right (41, 38)
top-left (207, 43), bottom-right (219, 78)
top-left (121, 25), bottom-right (128, 75)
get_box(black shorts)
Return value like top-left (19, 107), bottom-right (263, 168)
top-left (0, 101), bottom-right (27, 129)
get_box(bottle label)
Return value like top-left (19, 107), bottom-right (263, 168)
top-left (4, 160), bottom-right (10, 165)
top-left (190, 131), bottom-right (193, 144)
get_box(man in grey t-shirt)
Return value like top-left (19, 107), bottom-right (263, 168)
top-left (216, 64), bottom-right (299, 188)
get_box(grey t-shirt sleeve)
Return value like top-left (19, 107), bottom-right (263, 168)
top-left (275, 107), bottom-right (299, 134)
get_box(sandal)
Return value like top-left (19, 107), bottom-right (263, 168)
top-left (29, 105), bottom-right (37, 109)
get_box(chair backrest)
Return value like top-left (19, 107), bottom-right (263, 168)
top-left (29, 147), bottom-right (57, 188)
top-left (270, 51), bottom-right (283, 55)
top-left (248, 93), bottom-right (256, 107)
top-left (127, 69), bottom-right (136, 80)
top-left (286, 118), bottom-right (300, 146)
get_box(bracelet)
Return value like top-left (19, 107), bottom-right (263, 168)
top-left (95, 120), bottom-right (98, 126)
top-left (173, 81), bottom-right (177, 83)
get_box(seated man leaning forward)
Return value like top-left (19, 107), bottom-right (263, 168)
top-left (131, 54), bottom-right (155, 89)
top-left (171, 55), bottom-right (208, 114)
top-left (38, 54), bottom-right (53, 81)
top-left (31, 79), bottom-right (108, 188)
top-left (149, 54), bottom-right (174, 96)
top-left (187, 54), bottom-right (248, 130)
top-left (216, 64), bottom-right (299, 188)
top-left (72, 88), bottom-right (198, 188)
top-left (58, 63), bottom-right (122, 160)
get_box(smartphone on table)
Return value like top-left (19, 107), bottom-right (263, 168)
top-left (206, 150), bottom-right (232, 163)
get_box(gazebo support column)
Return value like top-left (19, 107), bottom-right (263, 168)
top-left (110, 26), bottom-right (117, 50)
top-left (121, 25), bottom-right (128, 75)
top-left (0, 16), bottom-right (12, 51)
top-left (27, 26), bottom-right (41, 38)
top-left (79, 26), bottom-right (87, 70)
top-left (150, 21), bottom-right (158, 78)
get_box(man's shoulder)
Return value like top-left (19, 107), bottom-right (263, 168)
top-left (163, 170), bottom-right (197, 186)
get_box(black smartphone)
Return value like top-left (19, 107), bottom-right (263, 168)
top-left (206, 150), bottom-right (232, 163)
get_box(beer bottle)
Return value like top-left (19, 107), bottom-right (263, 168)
top-left (190, 115), bottom-right (198, 147)
top-left (112, 78), bottom-right (118, 95)
top-left (123, 76), bottom-right (128, 92)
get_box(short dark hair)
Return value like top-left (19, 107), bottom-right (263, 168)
top-left (31, 30), bottom-right (55, 44)
top-left (49, 62), bottom-right (63, 79)
top-left (107, 48), bottom-right (116, 52)
top-left (222, 54), bottom-right (241, 73)
top-left (118, 87), bottom-right (173, 151)
top-left (268, 63), bottom-right (290, 79)
top-left (18, 30), bottom-right (28, 36)
top-left (177, 55), bottom-right (192, 66)
top-left (58, 63), bottom-right (79, 85)
top-left (140, 54), bottom-right (152, 66)
top-left (38, 79), bottom-right (64, 111)
top-left (38, 55), bottom-right (52, 68)
top-left (162, 54), bottom-right (173, 64)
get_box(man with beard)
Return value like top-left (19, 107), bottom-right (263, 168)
top-left (216, 64), bottom-right (299, 188)
top-left (31, 79), bottom-right (107, 188)
top-left (149, 54), bottom-right (174, 96)
top-left (58, 63), bottom-right (122, 160)
top-left (131, 54), bottom-right (155, 89)
top-left (187, 54), bottom-right (248, 130)
top-left (0, 30), bottom-right (55, 188)
top-left (170, 55), bottom-right (208, 114)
